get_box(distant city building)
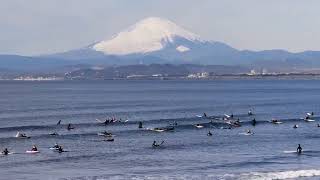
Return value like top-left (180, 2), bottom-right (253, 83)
top-left (187, 72), bottom-right (209, 79)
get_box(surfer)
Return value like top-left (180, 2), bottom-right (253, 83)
top-left (31, 145), bottom-right (38, 151)
top-left (312, 112), bottom-right (314, 116)
top-left (49, 132), bottom-right (59, 136)
top-left (235, 118), bottom-right (240, 123)
top-left (317, 124), bottom-right (320, 127)
top-left (252, 118), bottom-right (256, 126)
top-left (293, 124), bottom-right (298, 129)
top-left (152, 141), bottom-right (163, 147)
top-left (138, 121), bottom-right (143, 128)
top-left (248, 110), bottom-right (253, 116)
top-left (207, 131), bottom-right (212, 136)
top-left (297, 144), bottom-right (302, 154)
top-left (58, 146), bottom-right (64, 153)
top-left (67, 123), bottom-right (74, 130)
top-left (53, 143), bottom-right (59, 149)
top-left (203, 112), bottom-right (207, 117)
top-left (247, 129), bottom-right (252, 134)
top-left (103, 131), bottom-right (112, 136)
top-left (2, 148), bottom-right (9, 155)
top-left (16, 131), bottom-right (28, 138)
top-left (57, 120), bottom-right (61, 125)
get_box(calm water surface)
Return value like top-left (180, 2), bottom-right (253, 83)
top-left (0, 80), bottom-right (320, 180)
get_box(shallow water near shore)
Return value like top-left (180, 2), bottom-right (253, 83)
top-left (1, 80), bottom-right (320, 180)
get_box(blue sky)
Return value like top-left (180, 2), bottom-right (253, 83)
top-left (1, 0), bottom-right (320, 55)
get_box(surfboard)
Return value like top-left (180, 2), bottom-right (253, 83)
top-left (26, 150), bottom-right (39, 154)
top-left (195, 125), bottom-right (204, 128)
top-left (239, 132), bottom-right (254, 136)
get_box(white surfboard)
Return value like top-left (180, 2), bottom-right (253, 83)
top-left (26, 150), bottom-right (39, 154)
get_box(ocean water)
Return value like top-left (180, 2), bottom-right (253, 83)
top-left (0, 80), bottom-right (320, 180)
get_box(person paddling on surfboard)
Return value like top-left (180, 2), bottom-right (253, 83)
top-left (297, 144), bottom-right (302, 154)
top-left (2, 148), bottom-right (9, 155)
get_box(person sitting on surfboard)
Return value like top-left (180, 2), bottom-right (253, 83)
top-left (31, 145), bottom-right (38, 151)
top-left (2, 148), bottom-right (9, 155)
top-left (67, 124), bottom-right (74, 130)
top-left (297, 144), bottom-right (302, 154)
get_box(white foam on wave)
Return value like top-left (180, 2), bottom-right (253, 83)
top-left (238, 169), bottom-right (320, 180)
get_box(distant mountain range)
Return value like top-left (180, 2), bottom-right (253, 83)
top-left (1, 17), bottom-right (320, 73)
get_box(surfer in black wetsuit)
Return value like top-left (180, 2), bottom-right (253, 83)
top-left (207, 131), bottom-right (212, 136)
top-left (67, 123), bottom-right (73, 130)
top-left (252, 118), bottom-right (256, 126)
top-left (58, 146), bottom-right (63, 153)
top-left (152, 141), bottom-right (158, 147)
top-left (57, 120), bottom-right (61, 125)
top-left (138, 121), bottom-right (143, 128)
top-left (203, 113), bottom-right (207, 118)
top-left (297, 144), bottom-right (302, 154)
top-left (2, 148), bottom-right (9, 155)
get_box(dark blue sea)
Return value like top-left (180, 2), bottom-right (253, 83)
top-left (1, 80), bottom-right (320, 180)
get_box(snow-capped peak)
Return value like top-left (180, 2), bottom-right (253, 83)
top-left (92, 17), bottom-right (202, 55)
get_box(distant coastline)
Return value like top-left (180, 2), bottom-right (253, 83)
top-left (3, 73), bottom-right (320, 81)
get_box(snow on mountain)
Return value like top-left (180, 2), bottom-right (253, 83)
top-left (176, 45), bottom-right (190, 52)
top-left (92, 17), bottom-right (203, 55)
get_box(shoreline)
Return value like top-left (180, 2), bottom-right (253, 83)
top-left (3, 74), bottom-right (320, 81)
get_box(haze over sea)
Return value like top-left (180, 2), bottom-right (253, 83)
top-left (0, 80), bottom-right (320, 179)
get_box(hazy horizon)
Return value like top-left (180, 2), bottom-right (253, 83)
top-left (1, 0), bottom-right (320, 56)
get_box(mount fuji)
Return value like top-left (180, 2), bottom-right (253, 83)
top-left (50, 17), bottom-right (241, 65)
